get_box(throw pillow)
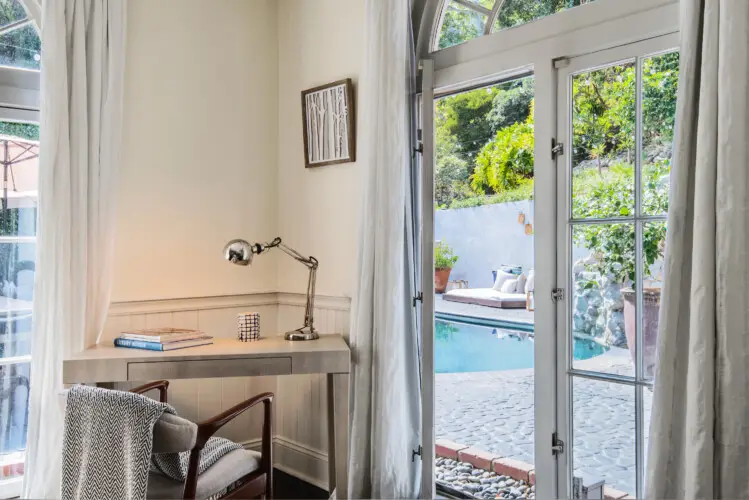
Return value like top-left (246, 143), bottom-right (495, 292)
top-left (500, 278), bottom-right (518, 294)
top-left (516, 273), bottom-right (527, 294)
top-left (492, 269), bottom-right (515, 291)
top-left (525, 269), bottom-right (535, 293)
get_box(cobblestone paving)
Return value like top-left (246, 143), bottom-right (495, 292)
top-left (436, 351), bottom-right (651, 495)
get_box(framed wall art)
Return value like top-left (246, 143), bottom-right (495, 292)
top-left (301, 78), bottom-right (356, 168)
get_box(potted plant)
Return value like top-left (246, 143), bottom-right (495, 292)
top-left (434, 241), bottom-right (459, 294)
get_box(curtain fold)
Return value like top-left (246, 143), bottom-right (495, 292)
top-left (646, 0), bottom-right (749, 498)
top-left (22, 1), bottom-right (126, 497)
top-left (347, 0), bottom-right (421, 497)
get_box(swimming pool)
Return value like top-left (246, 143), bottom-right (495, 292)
top-left (435, 319), bottom-right (608, 373)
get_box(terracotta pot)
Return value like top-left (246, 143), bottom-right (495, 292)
top-left (434, 268), bottom-right (452, 294)
top-left (622, 287), bottom-right (661, 378)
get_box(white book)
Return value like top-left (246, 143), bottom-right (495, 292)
top-left (119, 327), bottom-right (207, 343)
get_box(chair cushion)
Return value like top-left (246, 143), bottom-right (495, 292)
top-left (152, 413), bottom-right (197, 453)
top-left (147, 449), bottom-right (261, 499)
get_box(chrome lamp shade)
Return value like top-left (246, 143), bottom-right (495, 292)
top-left (223, 237), bottom-right (319, 341)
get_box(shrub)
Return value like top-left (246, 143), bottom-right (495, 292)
top-left (572, 161), bottom-right (670, 284)
top-left (472, 121), bottom-right (534, 194)
top-left (434, 241), bottom-right (459, 270)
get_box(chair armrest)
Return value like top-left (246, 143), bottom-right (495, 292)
top-left (183, 392), bottom-right (274, 500)
top-left (130, 380), bottom-right (169, 403)
top-left (194, 392), bottom-right (273, 448)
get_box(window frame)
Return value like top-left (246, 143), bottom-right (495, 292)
top-left (0, 4), bottom-right (39, 497)
top-left (415, 0), bottom-right (678, 498)
top-left (0, 104), bottom-right (38, 500)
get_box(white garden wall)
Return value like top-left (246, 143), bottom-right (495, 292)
top-left (435, 201), bottom-right (536, 288)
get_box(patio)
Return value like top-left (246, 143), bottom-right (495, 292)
top-left (436, 344), bottom-right (646, 496)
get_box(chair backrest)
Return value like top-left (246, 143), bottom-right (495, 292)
top-left (152, 412), bottom-right (198, 454)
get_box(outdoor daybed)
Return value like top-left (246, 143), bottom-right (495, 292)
top-left (442, 288), bottom-right (527, 309)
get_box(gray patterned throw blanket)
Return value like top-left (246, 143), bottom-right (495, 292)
top-left (62, 385), bottom-right (241, 500)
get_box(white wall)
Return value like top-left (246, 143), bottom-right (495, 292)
top-left (113, 0), bottom-right (279, 302)
top-left (105, 0), bottom-right (360, 489)
top-left (273, 0), bottom-right (364, 487)
top-left (435, 201), bottom-right (536, 288)
top-left (276, 0), bottom-right (364, 299)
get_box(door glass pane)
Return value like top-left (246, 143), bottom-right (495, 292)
top-left (572, 223), bottom-right (635, 377)
top-left (0, 123), bottom-right (38, 486)
top-left (434, 75), bottom-right (536, 497)
top-left (438, 1), bottom-right (488, 50)
top-left (572, 61), bottom-right (636, 219)
top-left (572, 377), bottom-right (636, 498)
top-left (0, 361), bottom-right (29, 466)
top-left (641, 221), bottom-right (666, 380)
top-left (641, 52), bottom-right (679, 216)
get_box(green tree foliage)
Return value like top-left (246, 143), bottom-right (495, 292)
top-left (488, 78), bottom-right (533, 130)
top-left (0, 0), bottom-right (40, 70)
top-left (434, 126), bottom-right (472, 207)
top-left (642, 52), bottom-right (679, 148)
top-left (0, 121), bottom-right (38, 141)
top-left (472, 109), bottom-right (534, 194)
top-left (438, 2), bottom-right (488, 50)
top-left (571, 161), bottom-right (669, 284)
top-left (572, 63), bottom-right (636, 167)
top-left (436, 87), bottom-right (499, 162)
top-left (497, 0), bottom-right (591, 31)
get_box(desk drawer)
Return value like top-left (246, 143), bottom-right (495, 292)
top-left (127, 357), bottom-right (292, 380)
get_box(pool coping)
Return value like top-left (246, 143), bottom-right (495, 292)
top-left (435, 311), bottom-right (534, 333)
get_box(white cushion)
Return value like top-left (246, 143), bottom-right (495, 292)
top-left (147, 449), bottom-right (261, 500)
top-left (516, 273), bottom-right (527, 294)
top-left (492, 269), bottom-right (515, 291)
top-left (152, 413), bottom-right (197, 454)
top-left (500, 279), bottom-right (517, 293)
top-left (525, 269), bottom-right (535, 293)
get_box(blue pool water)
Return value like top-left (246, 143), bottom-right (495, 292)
top-left (435, 319), bottom-right (608, 373)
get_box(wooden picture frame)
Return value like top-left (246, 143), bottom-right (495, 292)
top-left (301, 78), bottom-right (356, 168)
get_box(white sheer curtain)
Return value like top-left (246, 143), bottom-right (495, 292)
top-left (646, 1), bottom-right (749, 498)
top-left (347, 0), bottom-right (421, 497)
top-left (22, 1), bottom-right (126, 497)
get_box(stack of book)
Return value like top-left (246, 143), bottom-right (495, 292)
top-left (114, 328), bottom-right (213, 351)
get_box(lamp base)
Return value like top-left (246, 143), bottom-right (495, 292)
top-left (284, 326), bottom-right (319, 341)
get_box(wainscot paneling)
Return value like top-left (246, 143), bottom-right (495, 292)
top-left (104, 292), bottom-right (350, 488)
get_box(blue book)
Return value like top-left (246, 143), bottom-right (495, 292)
top-left (114, 336), bottom-right (213, 351)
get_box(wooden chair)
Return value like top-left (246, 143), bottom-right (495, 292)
top-left (131, 381), bottom-right (273, 500)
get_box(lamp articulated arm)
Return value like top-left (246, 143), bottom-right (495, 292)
top-left (224, 236), bottom-right (320, 340)
top-left (261, 238), bottom-right (318, 331)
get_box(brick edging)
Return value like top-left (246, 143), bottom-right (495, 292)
top-left (435, 439), bottom-right (535, 485)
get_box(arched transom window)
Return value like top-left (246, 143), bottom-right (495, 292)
top-left (434, 0), bottom-right (597, 51)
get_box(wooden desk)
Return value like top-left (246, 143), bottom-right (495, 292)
top-left (63, 335), bottom-right (351, 498)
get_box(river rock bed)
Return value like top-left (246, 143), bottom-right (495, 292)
top-left (436, 458), bottom-right (535, 499)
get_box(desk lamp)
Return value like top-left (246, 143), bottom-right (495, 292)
top-left (223, 237), bottom-right (319, 341)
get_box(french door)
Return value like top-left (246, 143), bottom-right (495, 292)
top-left (555, 34), bottom-right (679, 499)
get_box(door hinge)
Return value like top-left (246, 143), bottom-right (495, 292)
top-left (414, 129), bottom-right (424, 157)
top-left (552, 432), bottom-right (565, 456)
top-left (413, 292), bottom-right (423, 307)
top-left (551, 138), bottom-right (564, 159)
top-left (552, 288), bottom-right (565, 303)
top-left (412, 445), bottom-right (422, 462)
